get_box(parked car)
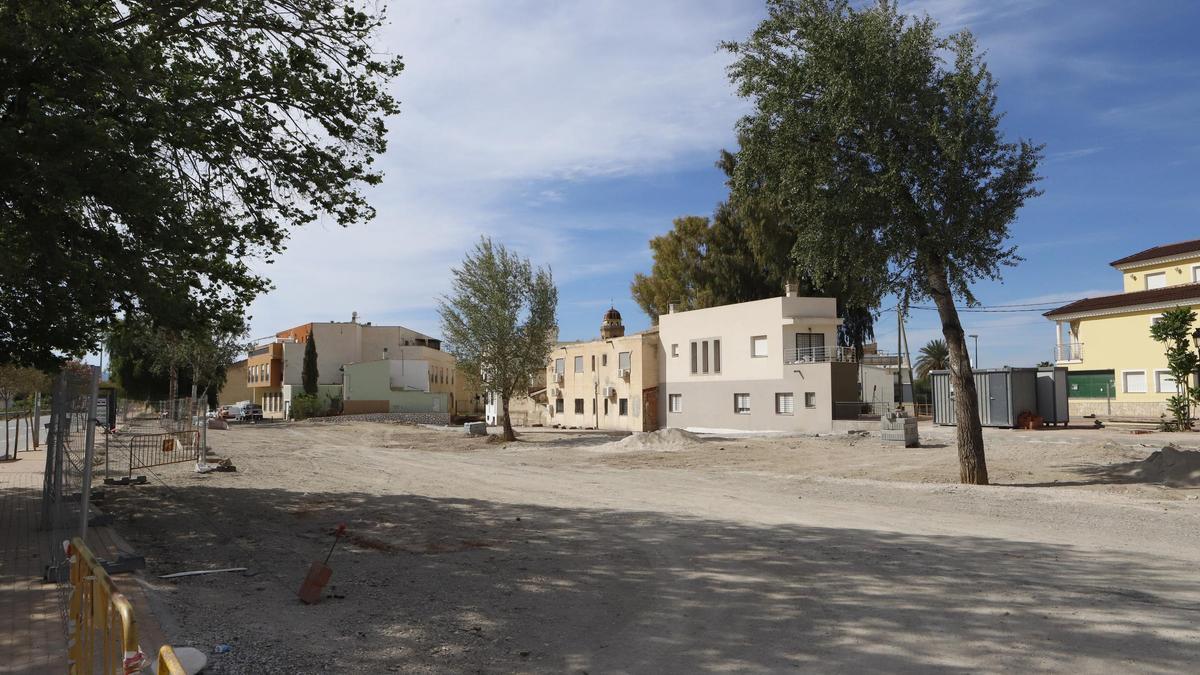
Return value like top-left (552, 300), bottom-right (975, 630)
top-left (239, 403), bottom-right (263, 422)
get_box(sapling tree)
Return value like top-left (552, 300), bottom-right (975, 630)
top-left (724, 0), bottom-right (1043, 484)
top-left (439, 238), bottom-right (558, 442)
top-left (1149, 306), bottom-right (1200, 431)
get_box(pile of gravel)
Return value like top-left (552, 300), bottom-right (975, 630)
top-left (1125, 447), bottom-right (1200, 487)
top-left (609, 428), bottom-right (703, 451)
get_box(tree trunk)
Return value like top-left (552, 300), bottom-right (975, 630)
top-left (168, 362), bottom-right (179, 420)
top-left (501, 394), bottom-right (516, 442)
top-left (925, 264), bottom-right (989, 485)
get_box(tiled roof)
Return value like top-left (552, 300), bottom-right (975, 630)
top-left (1110, 238), bottom-right (1200, 267)
top-left (1043, 283), bottom-right (1200, 318)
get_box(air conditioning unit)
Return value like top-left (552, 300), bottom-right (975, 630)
top-left (602, 386), bottom-right (616, 398)
top-left (617, 368), bottom-right (630, 379)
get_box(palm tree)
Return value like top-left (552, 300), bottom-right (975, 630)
top-left (915, 339), bottom-right (950, 379)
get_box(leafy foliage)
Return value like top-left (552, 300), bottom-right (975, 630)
top-left (1149, 306), bottom-right (1199, 431)
top-left (915, 339), bottom-right (950, 379)
top-left (290, 393), bottom-right (323, 420)
top-left (0, 1), bottom-right (403, 368)
top-left (302, 334), bottom-right (319, 396)
top-left (723, 0), bottom-right (1043, 484)
top-left (631, 149), bottom-right (876, 353)
top-left (439, 238), bottom-right (558, 441)
top-left (107, 313), bottom-right (245, 404)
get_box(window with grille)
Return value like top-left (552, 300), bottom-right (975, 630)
top-left (733, 393), bottom-right (750, 414)
top-left (805, 392), bottom-right (817, 408)
top-left (618, 398), bottom-right (628, 415)
top-left (618, 351), bottom-right (631, 370)
top-left (574, 398), bottom-right (584, 414)
top-left (555, 399), bottom-right (564, 413)
top-left (668, 394), bottom-right (682, 413)
top-left (775, 393), bottom-right (794, 415)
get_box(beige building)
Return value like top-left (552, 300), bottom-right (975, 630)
top-left (656, 291), bottom-right (858, 433)
top-left (246, 315), bottom-right (480, 418)
top-left (546, 308), bottom-right (660, 432)
top-left (218, 359), bottom-right (251, 405)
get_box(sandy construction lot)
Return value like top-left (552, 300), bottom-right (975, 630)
top-left (100, 421), bottom-right (1200, 673)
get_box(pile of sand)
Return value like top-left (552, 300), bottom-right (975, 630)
top-left (608, 428), bottom-right (703, 452)
top-left (1125, 447), bottom-right (1200, 487)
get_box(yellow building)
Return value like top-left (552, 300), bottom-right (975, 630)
top-left (1045, 238), bottom-right (1200, 418)
top-left (546, 308), bottom-right (660, 432)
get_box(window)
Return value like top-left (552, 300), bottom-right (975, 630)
top-left (555, 358), bottom-right (565, 375)
top-left (602, 354), bottom-right (608, 367)
top-left (1193, 264), bottom-right (1200, 283)
top-left (795, 332), bottom-right (826, 361)
top-left (668, 394), bottom-right (682, 413)
top-left (775, 393), bottom-right (794, 415)
top-left (1145, 272), bottom-right (1167, 290)
top-left (805, 392), bottom-right (817, 409)
top-left (618, 398), bottom-right (628, 416)
top-left (555, 398), bottom-right (564, 413)
top-left (618, 351), bottom-right (631, 371)
top-left (734, 393), bottom-right (751, 414)
top-left (603, 399), bottom-right (609, 415)
top-left (574, 356), bottom-right (584, 373)
top-left (751, 336), bottom-right (768, 358)
top-left (1155, 370), bottom-right (1180, 394)
top-left (1122, 370), bottom-right (1147, 393)
top-left (591, 355), bottom-right (596, 371)
top-left (574, 398), bottom-right (585, 414)
top-left (671, 344), bottom-right (679, 357)
top-left (691, 339), bottom-right (722, 374)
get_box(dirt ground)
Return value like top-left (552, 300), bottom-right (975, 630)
top-left (99, 420), bottom-right (1200, 674)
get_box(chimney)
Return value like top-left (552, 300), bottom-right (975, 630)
top-left (668, 303), bottom-right (677, 314)
top-left (784, 282), bottom-right (797, 298)
top-left (351, 311), bottom-right (358, 324)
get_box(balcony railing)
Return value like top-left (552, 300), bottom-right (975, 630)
top-left (1055, 342), bottom-right (1083, 362)
top-left (784, 345), bottom-right (857, 364)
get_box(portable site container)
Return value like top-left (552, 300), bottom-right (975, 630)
top-left (931, 367), bottom-right (1040, 428)
top-left (1035, 366), bottom-right (1070, 426)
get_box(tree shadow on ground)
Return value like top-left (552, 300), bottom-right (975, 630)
top-left (97, 482), bottom-right (1200, 674)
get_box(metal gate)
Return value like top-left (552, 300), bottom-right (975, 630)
top-left (123, 431), bottom-right (201, 479)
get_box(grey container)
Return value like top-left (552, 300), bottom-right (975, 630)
top-left (1035, 366), bottom-right (1070, 426)
top-left (931, 367), bottom-right (1041, 428)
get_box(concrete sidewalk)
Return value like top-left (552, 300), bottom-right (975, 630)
top-left (0, 449), bottom-right (171, 674)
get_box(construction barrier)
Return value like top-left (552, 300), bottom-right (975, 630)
top-left (125, 431), bottom-right (200, 478)
top-left (66, 537), bottom-right (185, 675)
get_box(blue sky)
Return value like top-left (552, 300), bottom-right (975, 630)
top-left (244, 0), bottom-right (1200, 369)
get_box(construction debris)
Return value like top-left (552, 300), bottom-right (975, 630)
top-left (160, 567), bottom-right (249, 579)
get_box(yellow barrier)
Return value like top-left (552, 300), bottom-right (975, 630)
top-left (66, 537), bottom-right (186, 675)
top-left (156, 646), bottom-right (186, 674)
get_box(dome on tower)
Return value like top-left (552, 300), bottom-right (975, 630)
top-left (600, 306), bottom-right (625, 339)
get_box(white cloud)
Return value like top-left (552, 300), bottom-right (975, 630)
top-left (245, 1), bottom-right (758, 339)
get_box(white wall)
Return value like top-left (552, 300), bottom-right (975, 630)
top-left (389, 359), bottom-right (431, 391)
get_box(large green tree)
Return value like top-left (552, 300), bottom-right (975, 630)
top-left (1, 1), bottom-right (403, 369)
top-left (439, 238), bottom-right (558, 442)
top-left (725, 0), bottom-right (1042, 484)
top-left (107, 314), bottom-right (244, 406)
top-left (632, 150), bottom-right (877, 356)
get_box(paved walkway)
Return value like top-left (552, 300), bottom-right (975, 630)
top-left (0, 452), bottom-right (67, 674)
top-left (0, 449), bottom-right (170, 674)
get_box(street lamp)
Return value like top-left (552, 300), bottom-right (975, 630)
top-left (968, 334), bottom-right (979, 368)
